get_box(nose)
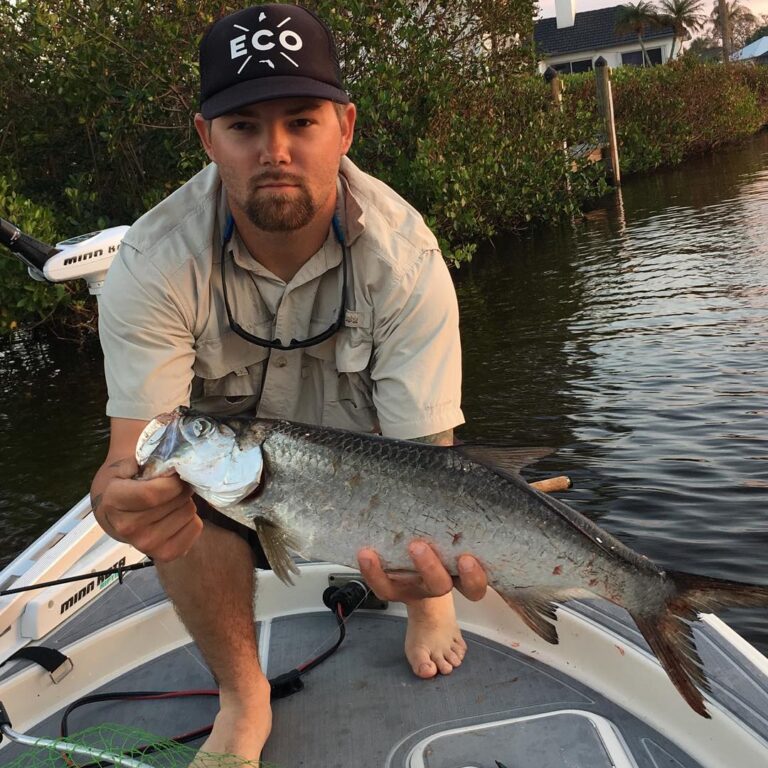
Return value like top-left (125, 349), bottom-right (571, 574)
top-left (258, 123), bottom-right (290, 166)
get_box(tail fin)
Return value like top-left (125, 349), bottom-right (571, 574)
top-left (631, 570), bottom-right (768, 718)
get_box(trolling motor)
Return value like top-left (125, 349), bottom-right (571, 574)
top-left (0, 216), bottom-right (129, 295)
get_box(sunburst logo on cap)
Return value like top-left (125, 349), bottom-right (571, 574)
top-left (229, 11), bottom-right (304, 74)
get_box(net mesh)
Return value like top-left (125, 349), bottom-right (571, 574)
top-left (2, 724), bottom-right (276, 768)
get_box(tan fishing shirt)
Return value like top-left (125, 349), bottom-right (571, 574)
top-left (99, 157), bottom-right (464, 439)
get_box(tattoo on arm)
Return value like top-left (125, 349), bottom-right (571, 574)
top-left (411, 430), bottom-right (454, 447)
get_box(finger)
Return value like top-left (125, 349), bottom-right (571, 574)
top-left (105, 456), bottom-right (141, 479)
top-left (358, 548), bottom-right (397, 600)
top-left (103, 488), bottom-right (196, 542)
top-left (454, 555), bottom-right (488, 602)
top-left (108, 475), bottom-right (192, 512)
top-left (356, 548), bottom-right (425, 601)
top-left (407, 541), bottom-right (454, 597)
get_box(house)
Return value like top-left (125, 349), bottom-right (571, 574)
top-left (732, 36), bottom-right (768, 64)
top-left (534, 0), bottom-right (678, 74)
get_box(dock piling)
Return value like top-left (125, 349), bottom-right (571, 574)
top-left (594, 57), bottom-right (621, 186)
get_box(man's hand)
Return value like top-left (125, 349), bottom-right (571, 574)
top-left (91, 417), bottom-right (203, 563)
top-left (357, 541), bottom-right (487, 603)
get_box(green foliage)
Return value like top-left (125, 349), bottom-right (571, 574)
top-left (612, 58), bottom-right (765, 172)
top-left (0, 171), bottom-right (70, 332)
top-left (745, 23), bottom-right (768, 47)
top-left (564, 58), bottom-right (766, 175)
top-left (734, 63), bottom-right (768, 115)
top-left (1, 2), bottom-right (767, 336)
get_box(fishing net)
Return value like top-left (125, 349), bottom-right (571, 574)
top-left (1, 724), bottom-right (276, 768)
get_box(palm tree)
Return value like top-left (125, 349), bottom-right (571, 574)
top-left (615, 1), bottom-right (663, 67)
top-left (710, 0), bottom-right (757, 59)
top-left (657, 0), bottom-right (707, 58)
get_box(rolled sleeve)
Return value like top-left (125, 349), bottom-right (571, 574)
top-left (371, 249), bottom-right (464, 439)
top-left (99, 244), bottom-right (196, 421)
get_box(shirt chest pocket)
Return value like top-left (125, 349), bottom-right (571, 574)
top-left (192, 333), bottom-right (271, 417)
top-left (303, 327), bottom-right (379, 432)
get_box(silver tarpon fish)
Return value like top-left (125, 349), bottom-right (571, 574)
top-left (137, 406), bottom-right (768, 718)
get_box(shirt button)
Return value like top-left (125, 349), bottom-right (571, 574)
top-left (275, 356), bottom-right (288, 368)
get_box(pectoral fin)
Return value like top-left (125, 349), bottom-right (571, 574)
top-left (500, 588), bottom-right (562, 645)
top-left (252, 518), bottom-right (301, 586)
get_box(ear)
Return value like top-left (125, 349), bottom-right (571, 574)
top-left (194, 113), bottom-right (216, 162)
top-left (339, 102), bottom-right (356, 156)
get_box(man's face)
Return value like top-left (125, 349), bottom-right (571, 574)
top-left (195, 98), bottom-right (355, 233)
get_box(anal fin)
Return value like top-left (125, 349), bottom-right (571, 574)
top-left (252, 518), bottom-right (301, 586)
top-left (500, 588), bottom-right (562, 645)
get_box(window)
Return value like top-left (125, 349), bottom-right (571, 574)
top-left (621, 47), bottom-right (663, 67)
top-left (552, 58), bottom-right (594, 74)
top-left (570, 58), bottom-right (593, 73)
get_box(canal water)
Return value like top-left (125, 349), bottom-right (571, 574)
top-left (1, 131), bottom-right (767, 652)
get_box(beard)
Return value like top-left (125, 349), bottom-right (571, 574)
top-left (241, 173), bottom-right (317, 232)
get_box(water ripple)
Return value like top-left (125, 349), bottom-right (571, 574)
top-left (458, 131), bottom-right (768, 652)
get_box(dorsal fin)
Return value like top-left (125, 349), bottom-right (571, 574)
top-left (453, 444), bottom-right (554, 475)
top-left (456, 443), bottom-right (634, 565)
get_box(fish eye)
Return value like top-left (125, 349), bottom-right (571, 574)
top-left (184, 417), bottom-right (214, 440)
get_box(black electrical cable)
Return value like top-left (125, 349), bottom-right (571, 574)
top-left (298, 602), bottom-right (346, 674)
top-left (58, 590), bottom-right (361, 768)
top-left (60, 691), bottom-right (219, 768)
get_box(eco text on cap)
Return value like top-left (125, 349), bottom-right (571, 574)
top-left (230, 11), bottom-right (304, 73)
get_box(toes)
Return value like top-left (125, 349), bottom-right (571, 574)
top-left (410, 645), bottom-right (464, 676)
top-left (413, 659), bottom-right (438, 679)
top-left (410, 646), bottom-right (438, 678)
top-left (405, 618), bottom-right (468, 679)
top-left (417, 660), bottom-right (438, 678)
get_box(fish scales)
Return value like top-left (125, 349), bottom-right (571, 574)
top-left (223, 420), bottom-right (665, 612)
top-left (138, 407), bottom-right (768, 718)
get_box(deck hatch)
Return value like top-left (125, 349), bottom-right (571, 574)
top-left (407, 710), bottom-right (636, 768)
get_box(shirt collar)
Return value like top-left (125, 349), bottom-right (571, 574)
top-left (231, 228), bottom-right (341, 292)
top-left (339, 157), bottom-right (365, 246)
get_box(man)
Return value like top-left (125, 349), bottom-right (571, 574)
top-left (91, 4), bottom-right (487, 763)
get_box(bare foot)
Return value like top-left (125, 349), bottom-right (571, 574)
top-left (405, 592), bottom-right (467, 678)
top-left (192, 688), bottom-right (272, 767)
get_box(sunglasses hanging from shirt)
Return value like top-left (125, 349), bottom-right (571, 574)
top-left (220, 212), bottom-right (349, 351)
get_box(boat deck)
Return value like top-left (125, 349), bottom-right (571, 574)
top-left (2, 565), bottom-right (767, 767)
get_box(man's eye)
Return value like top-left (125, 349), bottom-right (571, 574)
top-left (230, 122), bottom-right (256, 131)
top-left (291, 118), bottom-right (313, 128)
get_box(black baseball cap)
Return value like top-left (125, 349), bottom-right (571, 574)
top-left (199, 4), bottom-right (349, 119)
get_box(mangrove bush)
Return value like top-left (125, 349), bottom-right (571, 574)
top-left (1, 1), bottom-right (767, 334)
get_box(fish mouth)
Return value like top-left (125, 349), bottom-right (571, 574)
top-left (135, 410), bottom-right (183, 476)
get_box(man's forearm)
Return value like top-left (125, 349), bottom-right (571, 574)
top-left (411, 429), bottom-right (454, 447)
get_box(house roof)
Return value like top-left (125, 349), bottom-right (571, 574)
top-left (732, 35), bottom-right (768, 61)
top-left (534, 6), bottom-right (676, 58)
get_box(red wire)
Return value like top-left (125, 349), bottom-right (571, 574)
top-left (116, 690), bottom-right (218, 701)
top-left (62, 603), bottom-right (348, 764)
